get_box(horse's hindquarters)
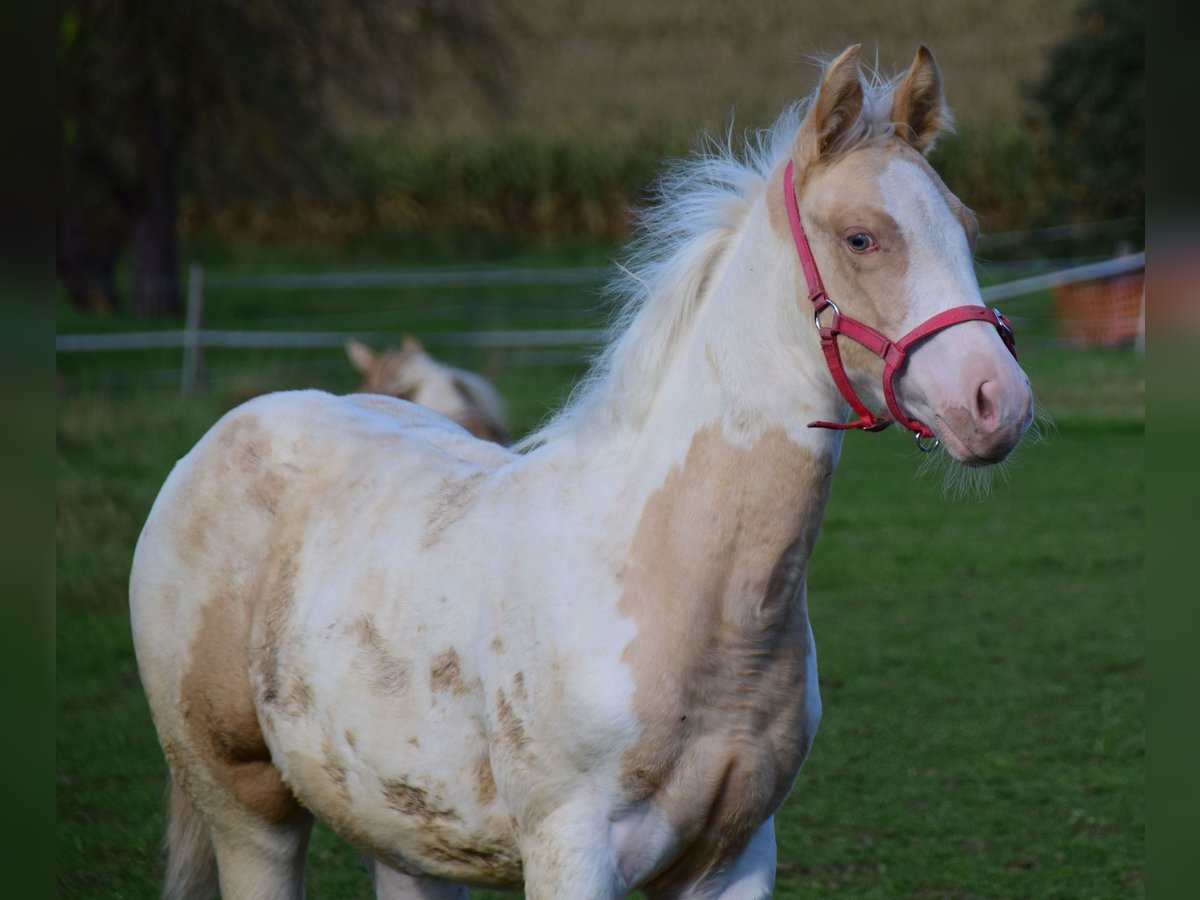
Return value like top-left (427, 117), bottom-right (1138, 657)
top-left (131, 392), bottom-right (524, 888)
top-left (129, 405), bottom-right (314, 836)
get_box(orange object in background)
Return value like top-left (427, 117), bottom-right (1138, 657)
top-left (1052, 273), bottom-right (1145, 348)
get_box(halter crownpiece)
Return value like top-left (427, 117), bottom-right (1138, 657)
top-left (782, 161), bottom-right (1018, 451)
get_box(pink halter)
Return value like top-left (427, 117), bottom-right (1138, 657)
top-left (783, 161), bottom-right (1017, 451)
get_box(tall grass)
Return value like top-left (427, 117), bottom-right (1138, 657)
top-left (180, 122), bottom-right (1081, 247)
top-left (176, 0), bottom-right (1102, 247)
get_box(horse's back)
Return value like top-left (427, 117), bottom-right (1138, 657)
top-left (131, 386), bottom-right (514, 705)
top-left (133, 389), bottom-right (510, 604)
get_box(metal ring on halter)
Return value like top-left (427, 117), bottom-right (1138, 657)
top-left (814, 298), bottom-right (841, 330)
top-left (914, 432), bottom-right (940, 453)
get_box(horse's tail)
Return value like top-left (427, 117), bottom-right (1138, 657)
top-left (163, 775), bottom-right (218, 900)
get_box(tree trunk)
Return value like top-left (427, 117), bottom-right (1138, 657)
top-left (131, 127), bottom-right (181, 318)
top-left (56, 209), bottom-right (120, 314)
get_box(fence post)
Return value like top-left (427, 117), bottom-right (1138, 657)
top-left (1134, 286), bottom-right (1145, 355)
top-left (182, 263), bottom-right (205, 392)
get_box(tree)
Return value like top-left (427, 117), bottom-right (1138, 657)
top-left (58, 0), bottom-right (512, 316)
top-left (1030, 0), bottom-right (1143, 223)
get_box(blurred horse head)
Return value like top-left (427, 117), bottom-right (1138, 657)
top-left (346, 336), bottom-right (510, 445)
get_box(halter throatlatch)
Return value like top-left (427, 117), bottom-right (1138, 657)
top-left (783, 161), bottom-right (1018, 451)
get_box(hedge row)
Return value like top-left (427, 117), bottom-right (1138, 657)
top-left (178, 126), bottom-right (1133, 247)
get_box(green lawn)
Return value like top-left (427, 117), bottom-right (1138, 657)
top-left (56, 322), bottom-right (1143, 897)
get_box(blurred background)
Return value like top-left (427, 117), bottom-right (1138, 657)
top-left (56, 1), bottom-right (1144, 898)
top-left (57, 0), bottom-right (1144, 409)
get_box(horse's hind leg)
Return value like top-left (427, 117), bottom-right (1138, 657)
top-left (165, 766), bottom-right (313, 900)
top-left (209, 811), bottom-right (313, 900)
top-left (158, 673), bottom-right (314, 899)
top-left (368, 858), bottom-right (467, 899)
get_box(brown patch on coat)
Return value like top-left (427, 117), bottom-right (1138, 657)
top-left (287, 750), bottom-right (403, 869)
top-left (616, 423), bottom-right (833, 891)
top-left (321, 743), bottom-right (351, 805)
top-left (175, 417), bottom-right (280, 563)
top-left (703, 342), bottom-right (722, 381)
top-left (256, 542), bottom-right (300, 708)
top-left (765, 161), bottom-right (793, 242)
top-left (765, 146), bottom-right (833, 247)
top-left (430, 648), bottom-right (468, 695)
top-left (216, 414), bottom-right (287, 515)
top-left (422, 469), bottom-right (489, 549)
top-left (418, 839), bottom-right (523, 886)
top-left (489, 636), bottom-right (504, 654)
top-left (782, 143), bottom-right (921, 382)
top-left (472, 754), bottom-right (498, 805)
top-left (495, 688), bottom-right (530, 755)
top-left (179, 585), bottom-right (301, 825)
top-left (247, 470), bottom-right (287, 515)
top-left (782, 139), bottom-right (979, 371)
top-left (381, 780), bottom-right (461, 824)
top-left (354, 615), bottom-right (411, 695)
top-left (279, 674), bottom-right (314, 718)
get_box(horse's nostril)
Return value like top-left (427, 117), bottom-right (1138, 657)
top-left (975, 380), bottom-right (999, 427)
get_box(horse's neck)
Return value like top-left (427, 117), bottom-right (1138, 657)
top-left (683, 187), bottom-right (845, 426)
top-left (554, 188), bottom-right (845, 584)
top-left (635, 186), bottom-right (845, 466)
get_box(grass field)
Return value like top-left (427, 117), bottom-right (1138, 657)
top-left (56, 333), bottom-right (1143, 898)
top-left (56, 210), bottom-right (1144, 900)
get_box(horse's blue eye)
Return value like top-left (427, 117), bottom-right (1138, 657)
top-left (847, 232), bottom-right (875, 252)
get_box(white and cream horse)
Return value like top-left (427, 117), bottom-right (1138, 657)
top-left (345, 337), bottom-right (510, 445)
top-left (131, 46), bottom-right (1033, 900)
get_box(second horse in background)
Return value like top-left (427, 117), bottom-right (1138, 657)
top-left (346, 336), bottom-right (510, 445)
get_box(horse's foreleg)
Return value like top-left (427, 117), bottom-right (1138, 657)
top-left (652, 817), bottom-right (777, 900)
top-left (519, 805), bottom-right (626, 900)
top-left (366, 858), bottom-right (468, 899)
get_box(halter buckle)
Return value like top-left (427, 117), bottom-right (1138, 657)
top-left (993, 308), bottom-right (1015, 347)
top-left (814, 298), bottom-right (841, 331)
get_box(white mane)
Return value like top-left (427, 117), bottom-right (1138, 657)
top-left (518, 64), bottom-right (910, 450)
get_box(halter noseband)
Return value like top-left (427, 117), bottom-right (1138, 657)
top-left (783, 161), bottom-right (1018, 451)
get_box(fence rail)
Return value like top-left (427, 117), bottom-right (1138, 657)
top-left (974, 252), bottom-right (1144, 302)
top-left (55, 327), bottom-right (607, 353)
top-left (56, 254), bottom-right (1142, 393)
top-left (206, 266), bottom-right (610, 292)
top-left (56, 252), bottom-right (1145, 356)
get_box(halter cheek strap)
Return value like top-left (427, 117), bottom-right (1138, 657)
top-left (782, 161), bottom-right (1018, 449)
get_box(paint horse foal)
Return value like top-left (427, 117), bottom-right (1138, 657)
top-left (346, 336), bottom-right (510, 445)
top-left (131, 46), bottom-right (1033, 899)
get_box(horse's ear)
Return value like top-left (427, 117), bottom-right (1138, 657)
top-left (891, 46), bottom-right (951, 154)
top-left (345, 339), bottom-right (376, 374)
top-left (796, 44), bottom-right (865, 163)
top-left (401, 335), bottom-right (425, 355)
